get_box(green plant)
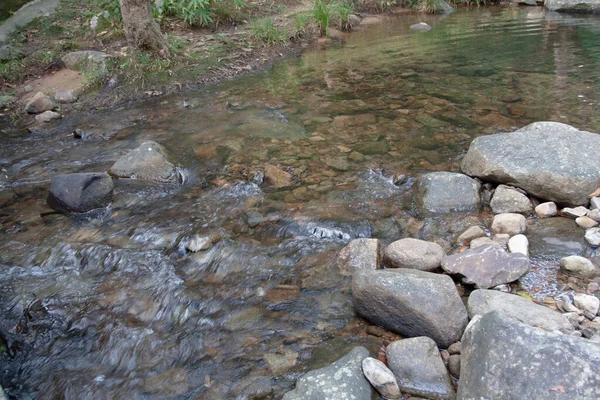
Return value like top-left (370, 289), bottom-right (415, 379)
top-left (100, 0), bottom-right (121, 20)
top-left (294, 12), bottom-right (314, 37)
top-left (250, 18), bottom-right (286, 45)
top-left (313, 0), bottom-right (333, 36)
top-left (334, 1), bottom-right (353, 31)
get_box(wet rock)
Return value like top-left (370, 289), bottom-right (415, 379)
top-left (577, 216), bottom-right (598, 228)
top-left (476, 112), bottom-right (514, 129)
top-left (347, 151), bottom-right (365, 162)
top-left (459, 311), bottom-right (600, 399)
top-left (416, 172), bottom-right (481, 213)
top-left (573, 293), bottom-right (599, 316)
top-left (527, 217), bottom-right (587, 258)
top-left (470, 236), bottom-right (502, 249)
top-left (585, 228), bottom-right (600, 247)
top-left (353, 141), bottom-right (390, 155)
top-left (361, 357), bottom-right (402, 399)
top-left (410, 22), bottom-right (432, 31)
top-left (448, 355), bottom-right (460, 379)
top-left (535, 201), bottom-right (557, 218)
top-left (263, 349), bottom-right (298, 376)
top-left (109, 141), bottom-right (180, 184)
top-left (187, 235), bottom-right (212, 252)
top-left (338, 238), bottom-right (380, 275)
top-left (490, 213), bottom-right (527, 235)
top-left (24, 92), bottom-right (55, 114)
top-left (508, 234), bottom-right (528, 256)
top-left (325, 156), bottom-right (349, 171)
top-left (352, 269), bottom-right (469, 348)
top-left (387, 337), bottom-right (455, 399)
top-left (560, 256), bottom-right (596, 278)
top-left (0, 44), bottom-right (23, 61)
top-left (34, 110), bottom-right (61, 123)
top-left (441, 244), bottom-right (530, 289)
top-left (231, 375), bottom-right (273, 399)
top-left (61, 50), bottom-right (112, 74)
top-left (264, 164), bottom-right (294, 188)
top-left (282, 347), bottom-right (372, 400)
top-left (490, 184), bottom-right (533, 215)
top-left (383, 238), bottom-right (445, 271)
top-left (47, 172), bottom-right (113, 213)
top-left (563, 206), bottom-right (588, 219)
top-left (468, 289), bottom-right (574, 333)
top-left (461, 122), bottom-right (600, 206)
top-left (247, 209), bottom-right (266, 228)
top-left (545, 0), bottom-right (600, 13)
top-left (457, 226), bottom-right (486, 245)
top-left (54, 89), bottom-right (77, 103)
top-left (143, 368), bottom-right (189, 396)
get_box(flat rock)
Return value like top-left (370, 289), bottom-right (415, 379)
top-left (54, 89), bottom-right (78, 103)
top-left (24, 91), bottom-right (55, 114)
top-left (282, 347), bottom-right (372, 400)
top-left (563, 206), bottom-right (588, 219)
top-left (490, 184), bottom-right (533, 215)
top-left (461, 122), bottom-right (600, 206)
top-left (61, 50), bottom-right (112, 75)
top-left (491, 213), bottom-right (527, 235)
top-left (468, 289), bottom-right (574, 333)
top-left (535, 201), bottom-right (557, 218)
top-left (47, 172), bottom-right (113, 213)
top-left (109, 141), bottom-right (180, 184)
top-left (410, 22), bottom-right (431, 31)
top-left (545, 0), bottom-right (600, 12)
top-left (352, 269), bottom-right (468, 348)
top-left (528, 217), bottom-right (587, 258)
top-left (441, 244), bottom-right (530, 289)
top-left (416, 172), bottom-right (481, 213)
top-left (387, 337), bottom-right (455, 399)
top-left (361, 357), bottom-right (402, 399)
top-left (458, 311), bottom-right (600, 399)
top-left (383, 238), bottom-right (445, 271)
top-left (577, 216), bottom-right (598, 229)
top-left (264, 164), bottom-right (294, 188)
top-left (34, 110), bottom-right (61, 123)
top-left (470, 237), bottom-right (502, 249)
top-left (338, 238), bottom-right (380, 275)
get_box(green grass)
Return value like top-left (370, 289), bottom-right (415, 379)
top-left (250, 17), bottom-right (288, 45)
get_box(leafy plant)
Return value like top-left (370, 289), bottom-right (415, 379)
top-left (250, 18), bottom-right (287, 45)
top-left (334, 1), bottom-right (353, 31)
top-left (313, 0), bottom-right (333, 36)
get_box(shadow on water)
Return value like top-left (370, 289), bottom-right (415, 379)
top-left (2, 6), bottom-right (600, 398)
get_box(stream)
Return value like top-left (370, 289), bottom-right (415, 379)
top-left (1, 6), bottom-right (600, 399)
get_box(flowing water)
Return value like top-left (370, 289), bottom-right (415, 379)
top-left (1, 6), bottom-right (600, 399)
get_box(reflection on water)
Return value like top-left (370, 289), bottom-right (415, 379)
top-left (2, 6), bottom-right (600, 398)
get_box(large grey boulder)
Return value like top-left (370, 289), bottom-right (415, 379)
top-left (352, 269), bottom-right (469, 348)
top-left (47, 172), bottom-right (113, 213)
top-left (61, 50), bottom-right (112, 75)
top-left (387, 337), bottom-right (455, 399)
top-left (415, 171), bottom-right (481, 213)
top-left (441, 244), bottom-right (530, 289)
top-left (282, 347), bottom-right (372, 400)
top-left (468, 289), bottom-right (574, 334)
top-left (109, 141), bottom-right (181, 184)
top-left (461, 122), bottom-right (600, 206)
top-left (490, 184), bottom-right (533, 215)
top-left (337, 238), bottom-right (380, 275)
top-left (458, 311), bottom-right (600, 399)
top-left (546, 0), bottom-right (600, 13)
top-left (383, 238), bottom-right (445, 271)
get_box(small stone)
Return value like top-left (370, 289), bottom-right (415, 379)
top-left (187, 235), bottom-right (212, 252)
top-left (383, 238), bottom-right (445, 271)
top-left (560, 256), bottom-right (596, 278)
top-left (34, 110), bottom-right (61, 123)
top-left (491, 213), bottom-right (527, 235)
top-left (109, 141), bottom-right (180, 184)
top-left (448, 355), bottom-right (461, 379)
top-left (457, 226), bottom-right (486, 245)
top-left (410, 22), bottom-right (432, 31)
top-left (24, 92), bottom-right (55, 114)
top-left (585, 228), bottom-right (600, 247)
top-left (264, 164), bottom-right (294, 188)
top-left (492, 233), bottom-right (510, 248)
top-left (470, 237), bottom-right (502, 249)
top-left (325, 156), bottom-right (350, 171)
top-left (54, 89), bottom-right (78, 103)
top-left (535, 202), bottom-right (557, 218)
top-left (348, 151), bottom-right (365, 162)
top-left (508, 234), bottom-right (529, 257)
top-left (263, 349), bottom-right (298, 376)
top-left (440, 349), bottom-right (450, 363)
top-left (588, 209), bottom-right (600, 222)
top-left (589, 282), bottom-right (599, 293)
top-left (490, 184), bottom-right (533, 215)
top-left (563, 206), bottom-right (588, 219)
top-left (361, 357), bottom-right (402, 400)
top-left (573, 293), bottom-right (600, 316)
top-left (447, 342), bottom-right (461, 355)
top-left (591, 197), bottom-right (600, 210)
top-left (577, 216), bottom-right (599, 229)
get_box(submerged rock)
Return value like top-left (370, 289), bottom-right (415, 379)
top-left (282, 347), bottom-right (372, 400)
top-left (352, 269), bottom-right (468, 348)
top-left (264, 164), bottom-right (294, 188)
top-left (109, 141), bottom-right (181, 184)
top-left (458, 311), bottom-right (600, 399)
top-left (410, 22), bottom-right (432, 31)
top-left (361, 357), bottom-right (402, 399)
top-left (416, 171), bottom-right (481, 213)
top-left (338, 238), bottom-right (380, 275)
top-left (387, 337), bottom-right (455, 399)
top-left (441, 244), bottom-right (530, 289)
top-left (383, 238), bottom-right (445, 271)
top-left (461, 122), bottom-right (600, 206)
top-left (47, 172), bottom-right (113, 213)
top-left (467, 289), bottom-right (574, 333)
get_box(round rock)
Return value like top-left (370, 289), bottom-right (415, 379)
top-left (535, 202), bottom-right (557, 218)
top-left (383, 238), bottom-right (445, 271)
top-left (490, 184), bottom-right (533, 215)
top-left (560, 256), bottom-right (596, 278)
top-left (491, 213), bottom-right (527, 235)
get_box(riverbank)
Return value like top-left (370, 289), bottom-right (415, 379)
top-left (0, 0), bottom-right (409, 128)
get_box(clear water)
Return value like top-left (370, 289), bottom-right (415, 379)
top-left (1, 6), bottom-right (600, 399)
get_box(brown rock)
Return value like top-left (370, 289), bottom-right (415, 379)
top-left (24, 91), bottom-right (55, 114)
top-left (264, 164), bottom-right (294, 188)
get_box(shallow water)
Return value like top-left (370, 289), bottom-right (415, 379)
top-left (2, 6), bottom-right (600, 399)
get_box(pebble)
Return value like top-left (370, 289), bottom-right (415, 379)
top-left (585, 228), bottom-right (600, 247)
top-left (493, 233), bottom-right (510, 248)
top-left (573, 293), bottom-right (600, 316)
top-left (187, 235), bottom-right (212, 252)
top-left (508, 234), bottom-right (529, 257)
top-left (535, 202), bottom-right (557, 218)
top-left (588, 209), bottom-right (600, 222)
top-left (457, 226), bottom-right (486, 245)
top-left (591, 197), bottom-right (600, 210)
top-left (491, 213), bottom-right (527, 235)
top-left (562, 206), bottom-right (588, 219)
top-left (448, 355), bottom-right (461, 378)
top-left (560, 256), bottom-right (596, 278)
top-left (361, 357), bottom-right (402, 400)
top-left (576, 216), bottom-right (598, 229)
top-left (447, 342), bottom-right (461, 355)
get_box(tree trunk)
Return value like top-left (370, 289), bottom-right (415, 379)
top-left (119, 0), bottom-right (170, 57)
